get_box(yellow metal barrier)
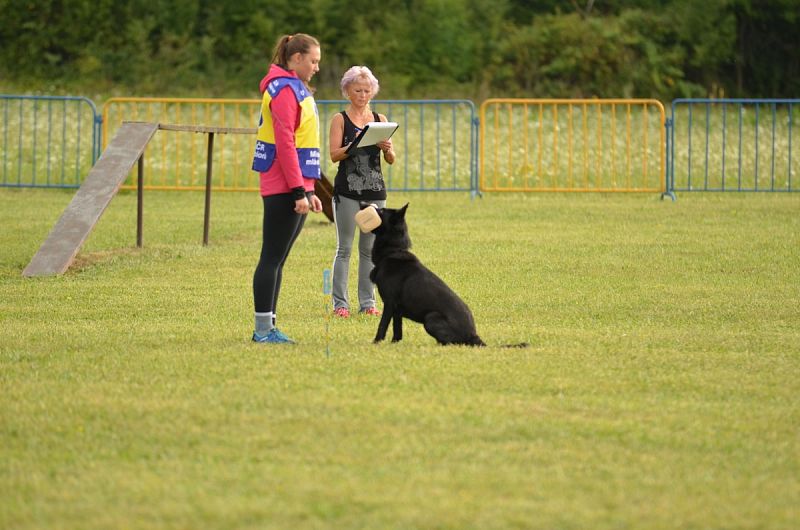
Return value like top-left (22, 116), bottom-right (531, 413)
top-left (479, 99), bottom-right (666, 193)
top-left (103, 97), bottom-right (261, 191)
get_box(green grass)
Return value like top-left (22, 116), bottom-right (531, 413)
top-left (1, 188), bottom-right (799, 529)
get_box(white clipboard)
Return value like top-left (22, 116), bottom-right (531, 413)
top-left (345, 121), bottom-right (399, 154)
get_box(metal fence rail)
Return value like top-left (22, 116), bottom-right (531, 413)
top-left (0, 95), bottom-right (101, 188)
top-left (12, 94), bottom-right (799, 198)
top-left (102, 97), bottom-right (478, 193)
top-left (480, 99), bottom-right (666, 193)
top-left (331, 100), bottom-right (478, 193)
top-left (668, 99), bottom-right (799, 193)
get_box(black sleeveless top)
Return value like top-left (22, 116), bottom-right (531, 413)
top-left (333, 111), bottom-right (388, 201)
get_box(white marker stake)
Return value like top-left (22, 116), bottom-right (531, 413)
top-left (323, 269), bottom-right (332, 357)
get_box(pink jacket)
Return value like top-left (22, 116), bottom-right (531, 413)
top-left (258, 64), bottom-right (317, 197)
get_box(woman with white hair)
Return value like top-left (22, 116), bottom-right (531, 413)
top-left (328, 66), bottom-right (396, 318)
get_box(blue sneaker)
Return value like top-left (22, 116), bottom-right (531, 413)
top-left (252, 328), bottom-right (295, 344)
top-left (269, 328), bottom-right (294, 343)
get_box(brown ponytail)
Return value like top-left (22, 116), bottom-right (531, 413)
top-left (271, 33), bottom-right (320, 69)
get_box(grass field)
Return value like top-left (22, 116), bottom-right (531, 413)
top-left (1, 188), bottom-right (798, 529)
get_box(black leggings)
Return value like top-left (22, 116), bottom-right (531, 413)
top-left (253, 192), bottom-right (308, 314)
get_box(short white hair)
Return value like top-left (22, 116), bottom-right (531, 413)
top-left (340, 66), bottom-right (380, 98)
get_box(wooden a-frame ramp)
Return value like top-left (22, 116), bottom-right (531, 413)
top-left (23, 122), bottom-right (159, 277)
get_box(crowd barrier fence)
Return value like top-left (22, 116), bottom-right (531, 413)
top-left (479, 98), bottom-right (666, 193)
top-left (4, 94), bottom-right (798, 199)
top-left (0, 95), bottom-right (101, 188)
top-left (667, 98), bottom-right (799, 195)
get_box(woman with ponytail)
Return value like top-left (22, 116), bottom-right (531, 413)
top-left (251, 33), bottom-right (323, 344)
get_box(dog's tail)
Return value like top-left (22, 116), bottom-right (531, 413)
top-left (460, 337), bottom-right (529, 348)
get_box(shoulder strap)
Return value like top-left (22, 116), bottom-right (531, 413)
top-left (265, 77), bottom-right (308, 102)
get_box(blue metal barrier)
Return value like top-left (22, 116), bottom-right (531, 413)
top-left (668, 99), bottom-right (799, 194)
top-left (0, 95), bottom-right (102, 189)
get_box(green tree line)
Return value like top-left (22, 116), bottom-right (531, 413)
top-left (0, 0), bottom-right (797, 100)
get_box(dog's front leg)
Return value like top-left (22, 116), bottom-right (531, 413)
top-left (374, 307), bottom-right (393, 343)
top-left (391, 310), bottom-right (403, 342)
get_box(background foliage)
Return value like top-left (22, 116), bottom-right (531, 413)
top-left (1, 0), bottom-right (797, 100)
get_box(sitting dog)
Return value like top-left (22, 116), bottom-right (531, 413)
top-left (367, 203), bottom-right (486, 346)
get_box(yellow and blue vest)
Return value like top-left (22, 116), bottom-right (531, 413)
top-left (252, 77), bottom-right (321, 179)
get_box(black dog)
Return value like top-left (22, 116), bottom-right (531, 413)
top-left (368, 203), bottom-right (486, 346)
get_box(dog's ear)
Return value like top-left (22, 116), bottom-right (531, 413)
top-left (398, 203), bottom-right (409, 217)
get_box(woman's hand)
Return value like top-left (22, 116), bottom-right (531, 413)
top-left (294, 197), bottom-right (310, 214)
top-left (377, 139), bottom-right (395, 164)
top-left (295, 195), bottom-right (323, 214)
top-left (377, 138), bottom-right (393, 152)
top-left (310, 194), bottom-right (323, 213)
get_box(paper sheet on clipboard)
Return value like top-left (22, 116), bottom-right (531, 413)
top-left (345, 121), bottom-right (399, 154)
